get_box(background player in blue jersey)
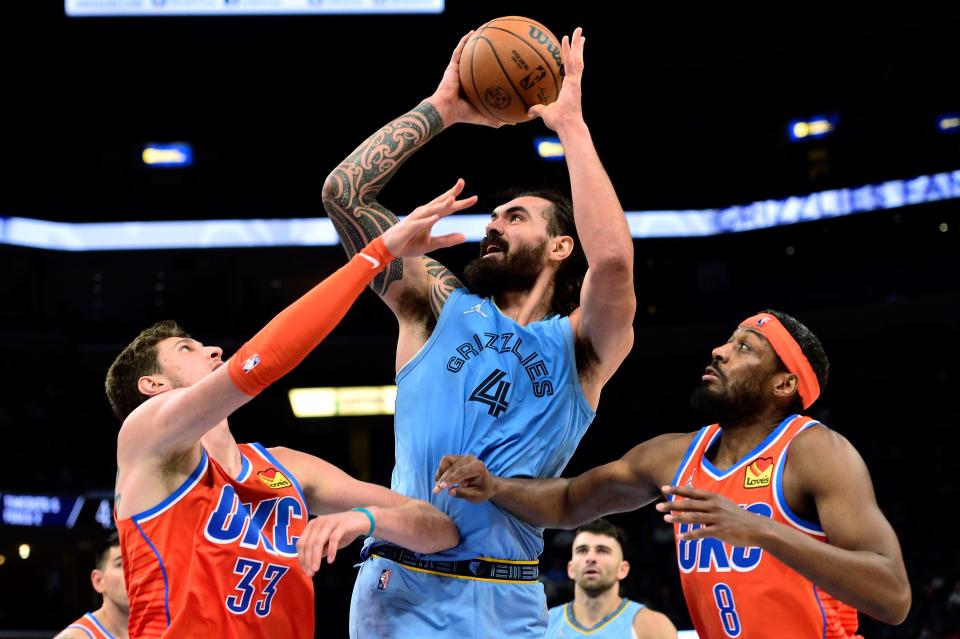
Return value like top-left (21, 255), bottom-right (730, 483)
top-left (545, 519), bottom-right (676, 639)
top-left (323, 27), bottom-right (636, 638)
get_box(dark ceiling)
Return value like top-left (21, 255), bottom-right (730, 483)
top-left (2, 3), bottom-right (959, 222)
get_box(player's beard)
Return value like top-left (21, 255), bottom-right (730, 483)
top-left (690, 368), bottom-right (768, 426)
top-left (463, 239), bottom-right (546, 299)
top-left (577, 572), bottom-right (618, 598)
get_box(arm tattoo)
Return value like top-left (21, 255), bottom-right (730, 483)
top-left (425, 260), bottom-right (464, 319)
top-left (323, 102), bottom-right (445, 297)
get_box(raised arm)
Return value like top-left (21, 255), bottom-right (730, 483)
top-left (530, 28), bottom-right (636, 393)
top-left (271, 447), bottom-right (459, 575)
top-left (660, 427), bottom-right (910, 624)
top-left (434, 433), bottom-right (690, 528)
top-left (118, 193), bottom-right (468, 473)
top-left (322, 33), bottom-right (502, 328)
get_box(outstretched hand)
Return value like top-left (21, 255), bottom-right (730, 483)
top-left (657, 485), bottom-right (773, 546)
top-left (427, 32), bottom-right (507, 128)
top-left (433, 454), bottom-right (495, 503)
top-left (381, 179), bottom-right (475, 258)
top-left (528, 27), bottom-right (585, 131)
top-left (296, 510), bottom-right (370, 576)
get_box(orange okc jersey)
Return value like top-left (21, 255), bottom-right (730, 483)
top-left (64, 612), bottom-right (117, 638)
top-left (117, 443), bottom-right (313, 638)
top-left (672, 415), bottom-right (861, 639)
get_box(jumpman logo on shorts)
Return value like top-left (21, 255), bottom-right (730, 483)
top-left (463, 300), bottom-right (488, 318)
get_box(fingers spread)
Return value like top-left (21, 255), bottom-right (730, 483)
top-left (448, 194), bottom-right (478, 214)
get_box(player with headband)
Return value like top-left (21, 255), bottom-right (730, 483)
top-left (435, 309), bottom-right (911, 639)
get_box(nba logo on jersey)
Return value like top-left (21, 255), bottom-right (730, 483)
top-left (377, 569), bottom-right (392, 591)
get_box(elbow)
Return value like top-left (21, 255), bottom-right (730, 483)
top-left (869, 581), bottom-right (912, 625)
top-left (438, 519), bottom-right (460, 551)
top-left (321, 170), bottom-right (343, 212)
top-left (407, 504), bottom-right (460, 554)
top-left (411, 517), bottom-right (460, 554)
top-left (885, 584), bottom-right (912, 625)
top-left (321, 167), bottom-right (367, 214)
top-left (590, 250), bottom-right (634, 281)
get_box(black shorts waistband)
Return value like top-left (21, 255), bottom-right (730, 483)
top-left (365, 544), bottom-right (539, 583)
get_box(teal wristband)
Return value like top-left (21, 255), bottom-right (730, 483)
top-left (352, 507), bottom-right (376, 537)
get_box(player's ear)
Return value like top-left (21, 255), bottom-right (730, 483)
top-left (138, 374), bottom-right (167, 397)
top-left (567, 559), bottom-right (576, 581)
top-left (771, 372), bottom-right (799, 402)
top-left (90, 568), bottom-right (106, 594)
top-left (618, 559), bottom-right (630, 580)
top-left (549, 235), bottom-right (574, 262)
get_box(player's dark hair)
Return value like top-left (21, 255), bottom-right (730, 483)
top-left (574, 518), bottom-right (629, 555)
top-left (761, 309), bottom-right (830, 412)
top-left (513, 189), bottom-right (587, 317)
top-left (105, 320), bottom-right (189, 422)
top-left (95, 531), bottom-right (120, 571)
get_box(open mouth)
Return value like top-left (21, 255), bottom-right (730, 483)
top-left (480, 240), bottom-right (507, 258)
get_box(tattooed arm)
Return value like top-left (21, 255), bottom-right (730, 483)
top-left (322, 100), bottom-right (455, 319)
top-left (322, 33), bottom-right (503, 367)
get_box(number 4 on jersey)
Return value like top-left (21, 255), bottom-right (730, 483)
top-left (469, 369), bottom-right (511, 417)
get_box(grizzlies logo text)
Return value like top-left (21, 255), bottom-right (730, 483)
top-left (447, 331), bottom-right (555, 399)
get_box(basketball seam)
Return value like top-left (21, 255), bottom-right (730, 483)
top-left (469, 37), bottom-right (506, 123)
top-left (479, 26), bottom-right (561, 97)
top-left (474, 34), bottom-right (531, 117)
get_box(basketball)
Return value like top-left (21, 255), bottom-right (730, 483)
top-left (459, 16), bottom-right (564, 124)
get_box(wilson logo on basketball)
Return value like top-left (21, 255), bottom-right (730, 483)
top-left (743, 457), bottom-right (773, 488)
top-left (258, 468), bottom-right (292, 489)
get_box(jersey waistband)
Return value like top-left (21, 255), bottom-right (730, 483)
top-left (364, 544), bottom-right (539, 583)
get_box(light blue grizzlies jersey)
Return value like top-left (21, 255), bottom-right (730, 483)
top-left (383, 288), bottom-right (595, 561)
top-left (546, 600), bottom-right (645, 637)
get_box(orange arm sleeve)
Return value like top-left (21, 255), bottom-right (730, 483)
top-left (227, 237), bottom-right (395, 396)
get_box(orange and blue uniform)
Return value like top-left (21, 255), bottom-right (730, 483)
top-left (63, 612), bottom-right (118, 638)
top-left (117, 443), bottom-right (313, 638)
top-left (672, 414), bottom-right (861, 639)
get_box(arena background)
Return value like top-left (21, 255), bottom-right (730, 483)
top-left (1, 2), bottom-right (958, 636)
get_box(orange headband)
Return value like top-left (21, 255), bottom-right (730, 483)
top-left (740, 313), bottom-right (820, 409)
